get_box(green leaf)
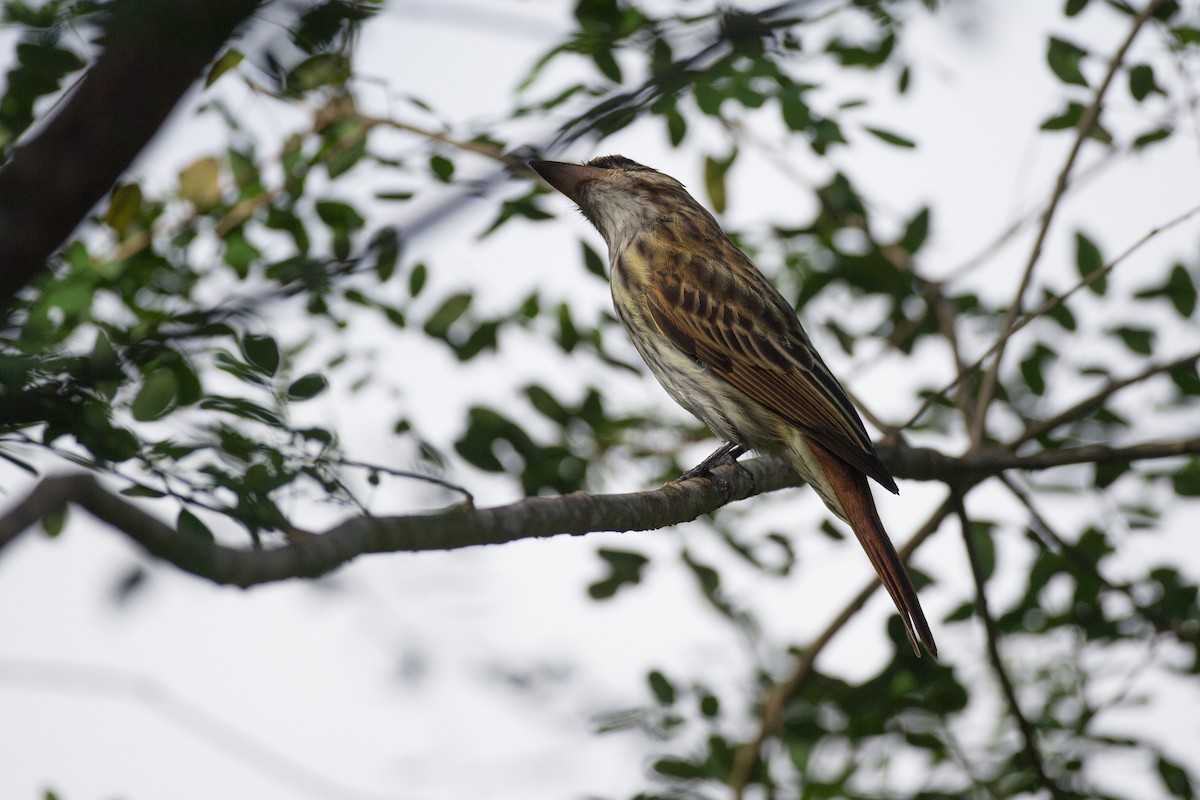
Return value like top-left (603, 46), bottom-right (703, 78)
top-left (424, 293), bottom-right (473, 338)
top-left (967, 521), bottom-right (996, 584)
top-left (42, 507), bottom-right (67, 539)
top-left (665, 106), bottom-right (686, 146)
top-left (647, 670), bottom-right (676, 705)
top-left (1111, 326), bottom-right (1155, 355)
top-left (587, 547), bottom-right (649, 599)
top-left (864, 125), bottom-right (916, 148)
top-left (1133, 126), bottom-right (1173, 150)
top-left (1158, 755), bottom-right (1196, 799)
top-left (132, 371), bottom-right (178, 421)
top-left (430, 154), bottom-right (455, 182)
top-left (581, 241), bottom-right (607, 279)
top-left (1074, 232), bottom-right (1106, 295)
top-left (1129, 63), bottom-right (1159, 101)
top-left (409, 263), bottom-right (427, 297)
top-left (287, 373), bottom-right (328, 400)
top-left (1095, 460), bottom-right (1129, 489)
top-left (944, 601), bottom-right (975, 623)
top-left (653, 758), bottom-right (705, 780)
top-left (1170, 362), bottom-right (1200, 396)
top-left (900, 207), bottom-right (930, 253)
top-left (178, 508), bottom-right (214, 541)
top-left (1047, 37), bottom-right (1088, 86)
top-left (314, 200), bottom-right (365, 232)
top-left (1065, 0), bottom-right (1090, 15)
top-left (242, 334), bottom-right (281, 376)
top-left (205, 48), bottom-right (244, 87)
top-left (1040, 101), bottom-right (1084, 131)
top-left (223, 227), bottom-right (262, 275)
top-left (286, 53), bottom-right (349, 93)
top-left (1019, 343), bottom-right (1055, 397)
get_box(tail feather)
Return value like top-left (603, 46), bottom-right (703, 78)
top-left (810, 443), bottom-right (937, 658)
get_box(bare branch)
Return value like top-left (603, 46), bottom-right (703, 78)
top-left (4, 435), bottom-right (1197, 586)
top-left (896, 200), bottom-right (1200, 435)
top-left (879, 436), bottom-right (1200, 483)
top-left (1016, 349), bottom-right (1200, 447)
top-left (0, 459), bottom-right (799, 587)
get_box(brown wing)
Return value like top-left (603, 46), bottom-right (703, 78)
top-left (647, 265), bottom-right (898, 493)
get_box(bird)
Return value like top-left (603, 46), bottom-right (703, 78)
top-left (530, 155), bottom-right (936, 657)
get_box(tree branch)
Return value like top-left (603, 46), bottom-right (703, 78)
top-left (0, 458), bottom-right (799, 587)
top-left (954, 491), bottom-right (1067, 800)
top-left (969, 0), bottom-right (1169, 445)
top-left (4, 435), bottom-right (1197, 586)
top-left (1015, 349), bottom-right (1200, 447)
top-left (0, 0), bottom-right (262, 311)
top-left (896, 199), bottom-right (1200, 435)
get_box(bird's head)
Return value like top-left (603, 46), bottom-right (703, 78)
top-left (530, 155), bottom-right (697, 247)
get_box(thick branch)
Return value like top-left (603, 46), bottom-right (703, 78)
top-left (0, 459), bottom-right (799, 587)
top-left (0, 0), bottom-right (262, 310)
top-left (3, 436), bottom-right (1197, 587)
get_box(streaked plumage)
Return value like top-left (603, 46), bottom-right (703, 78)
top-left (531, 155), bottom-right (936, 657)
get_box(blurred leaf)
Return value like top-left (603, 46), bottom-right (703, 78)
top-left (131, 371), bottom-right (178, 421)
top-left (178, 508), bottom-right (214, 541)
top-left (430, 154), bottom-right (455, 182)
top-left (704, 152), bottom-right (735, 214)
top-left (648, 670), bottom-right (676, 705)
top-left (205, 48), bottom-right (244, 87)
top-left (1047, 37), bottom-right (1088, 86)
top-left (242, 334), bottom-right (281, 376)
top-left (104, 183), bottom-right (142, 237)
top-left (1111, 326), bottom-right (1154, 355)
top-left (588, 547), bottom-right (650, 599)
top-left (42, 507), bottom-right (67, 538)
top-left (179, 157), bottom-right (222, 210)
top-left (424, 293), bottom-right (473, 338)
top-left (287, 53), bottom-right (349, 93)
top-left (864, 125), bottom-right (916, 148)
top-left (1075, 232), bottom-right (1106, 295)
top-left (1158, 755), bottom-right (1196, 799)
top-left (287, 373), bottom-right (328, 400)
top-left (1129, 63), bottom-right (1160, 101)
top-left (581, 241), bottom-right (607, 279)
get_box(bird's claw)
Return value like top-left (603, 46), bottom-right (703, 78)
top-left (675, 442), bottom-right (749, 502)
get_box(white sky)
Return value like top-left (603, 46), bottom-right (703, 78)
top-left (2, 1), bottom-right (1200, 798)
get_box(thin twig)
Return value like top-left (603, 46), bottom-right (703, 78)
top-left (895, 199), bottom-right (1200, 435)
top-left (953, 490), bottom-right (1067, 800)
top-left (1016, 348), bottom-right (1200, 447)
top-left (968, 0), bottom-right (1170, 447)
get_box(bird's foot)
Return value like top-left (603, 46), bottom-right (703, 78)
top-left (676, 442), bottom-right (749, 501)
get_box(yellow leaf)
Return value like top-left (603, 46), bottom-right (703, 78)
top-left (103, 183), bottom-right (142, 238)
top-left (179, 156), bottom-right (222, 210)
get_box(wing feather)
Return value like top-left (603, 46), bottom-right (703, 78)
top-left (647, 265), bottom-right (898, 493)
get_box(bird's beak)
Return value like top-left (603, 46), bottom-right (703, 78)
top-left (529, 160), bottom-right (605, 204)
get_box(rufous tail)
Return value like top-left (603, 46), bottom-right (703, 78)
top-left (810, 443), bottom-right (937, 658)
